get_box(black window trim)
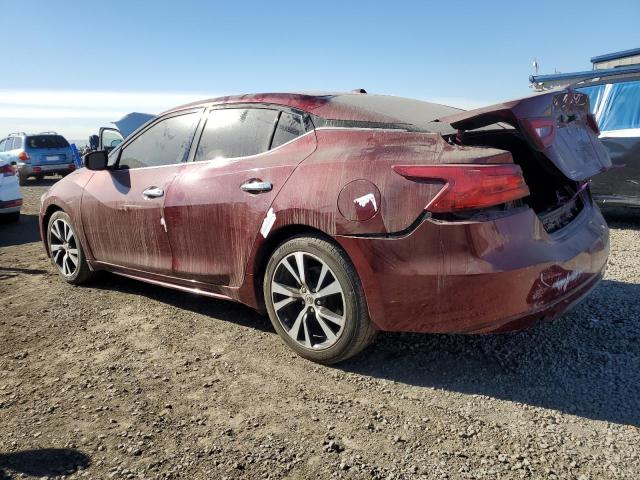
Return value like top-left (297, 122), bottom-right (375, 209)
top-left (110, 107), bottom-right (205, 170)
top-left (190, 103), bottom-right (311, 164)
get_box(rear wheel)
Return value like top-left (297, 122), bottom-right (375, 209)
top-left (18, 174), bottom-right (27, 186)
top-left (47, 211), bottom-right (93, 284)
top-left (264, 235), bottom-right (376, 364)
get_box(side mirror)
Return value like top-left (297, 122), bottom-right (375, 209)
top-left (84, 150), bottom-right (108, 171)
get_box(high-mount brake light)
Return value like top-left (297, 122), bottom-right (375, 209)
top-left (392, 164), bottom-right (530, 213)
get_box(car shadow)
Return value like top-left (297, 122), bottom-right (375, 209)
top-left (601, 206), bottom-right (640, 230)
top-left (88, 272), bottom-right (272, 333)
top-left (0, 214), bottom-right (41, 247)
top-left (0, 448), bottom-right (90, 479)
top-left (24, 177), bottom-right (60, 187)
top-left (339, 279), bottom-right (640, 427)
top-left (85, 273), bottom-right (640, 426)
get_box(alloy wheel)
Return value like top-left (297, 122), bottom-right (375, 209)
top-left (49, 218), bottom-right (79, 277)
top-left (271, 251), bottom-right (346, 350)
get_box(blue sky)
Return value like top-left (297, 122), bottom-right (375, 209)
top-left (2, 0), bottom-right (638, 141)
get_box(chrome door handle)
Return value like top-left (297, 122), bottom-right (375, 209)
top-left (241, 180), bottom-right (272, 193)
top-left (142, 186), bottom-right (164, 198)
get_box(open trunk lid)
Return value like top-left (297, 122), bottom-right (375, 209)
top-left (438, 89), bottom-right (611, 181)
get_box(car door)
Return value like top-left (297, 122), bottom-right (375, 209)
top-left (164, 106), bottom-right (316, 287)
top-left (81, 109), bottom-right (203, 274)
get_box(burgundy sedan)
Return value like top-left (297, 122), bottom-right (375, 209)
top-left (40, 90), bottom-right (610, 364)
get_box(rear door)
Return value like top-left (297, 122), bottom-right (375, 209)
top-left (81, 109), bottom-right (202, 274)
top-left (439, 89), bottom-right (611, 181)
top-left (164, 106), bottom-right (316, 287)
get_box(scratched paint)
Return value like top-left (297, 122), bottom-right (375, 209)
top-left (260, 208), bottom-right (276, 238)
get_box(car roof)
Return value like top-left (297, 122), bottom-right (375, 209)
top-left (164, 92), bottom-right (463, 131)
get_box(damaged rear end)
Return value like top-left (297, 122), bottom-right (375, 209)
top-left (436, 89), bottom-right (611, 233)
top-left (341, 89), bottom-right (610, 334)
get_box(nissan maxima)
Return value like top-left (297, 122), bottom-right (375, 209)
top-left (39, 90), bottom-right (610, 364)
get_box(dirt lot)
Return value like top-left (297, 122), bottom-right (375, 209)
top-left (1, 181), bottom-right (639, 480)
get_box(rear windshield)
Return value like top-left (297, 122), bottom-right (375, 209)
top-left (26, 135), bottom-right (70, 149)
top-left (315, 95), bottom-right (464, 134)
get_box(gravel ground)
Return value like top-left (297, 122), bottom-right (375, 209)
top-left (1, 180), bottom-right (639, 480)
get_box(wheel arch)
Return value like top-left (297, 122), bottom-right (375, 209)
top-left (41, 204), bottom-right (64, 256)
top-left (251, 223), bottom-right (338, 310)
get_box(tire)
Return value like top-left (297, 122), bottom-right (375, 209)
top-left (18, 174), bottom-right (27, 186)
top-left (263, 235), bottom-right (376, 364)
top-left (47, 211), bottom-right (94, 285)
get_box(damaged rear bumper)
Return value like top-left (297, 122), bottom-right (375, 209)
top-left (336, 202), bottom-right (609, 334)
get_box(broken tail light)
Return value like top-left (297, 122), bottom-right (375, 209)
top-left (1, 164), bottom-right (16, 177)
top-left (392, 164), bottom-right (530, 213)
top-left (586, 113), bottom-right (600, 136)
top-left (520, 118), bottom-right (556, 150)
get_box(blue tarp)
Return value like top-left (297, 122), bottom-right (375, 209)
top-left (578, 80), bottom-right (640, 132)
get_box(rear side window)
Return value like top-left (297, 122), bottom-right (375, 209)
top-left (271, 112), bottom-right (305, 149)
top-left (12, 137), bottom-right (23, 149)
top-left (195, 108), bottom-right (279, 161)
top-left (119, 112), bottom-right (200, 169)
top-left (27, 135), bottom-right (70, 149)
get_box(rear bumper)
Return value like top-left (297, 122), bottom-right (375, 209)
top-left (336, 201), bottom-right (609, 334)
top-left (18, 163), bottom-right (75, 176)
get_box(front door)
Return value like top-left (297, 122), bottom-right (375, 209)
top-left (164, 106), bottom-right (316, 287)
top-left (81, 109), bottom-right (202, 274)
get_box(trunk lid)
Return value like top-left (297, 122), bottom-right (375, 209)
top-left (438, 89), bottom-right (611, 181)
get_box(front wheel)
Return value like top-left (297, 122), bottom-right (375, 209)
top-left (47, 211), bottom-right (93, 284)
top-left (264, 235), bottom-right (376, 364)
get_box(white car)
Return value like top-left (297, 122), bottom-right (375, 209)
top-left (0, 159), bottom-right (22, 222)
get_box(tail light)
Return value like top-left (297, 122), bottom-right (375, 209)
top-left (18, 151), bottom-right (30, 162)
top-left (32, 166), bottom-right (42, 173)
top-left (69, 164), bottom-right (76, 170)
top-left (520, 118), bottom-right (556, 149)
top-left (586, 113), bottom-right (600, 135)
top-left (1, 164), bottom-right (16, 177)
top-left (392, 164), bottom-right (530, 213)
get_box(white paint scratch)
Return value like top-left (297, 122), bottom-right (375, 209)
top-left (260, 208), bottom-right (277, 239)
top-left (353, 193), bottom-right (377, 211)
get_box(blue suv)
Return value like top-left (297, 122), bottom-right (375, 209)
top-left (0, 132), bottom-right (76, 185)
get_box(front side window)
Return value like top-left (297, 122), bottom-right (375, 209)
top-left (195, 108), bottom-right (279, 161)
top-left (0, 139), bottom-right (7, 151)
top-left (119, 112), bottom-right (200, 169)
top-left (4, 138), bottom-right (14, 151)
